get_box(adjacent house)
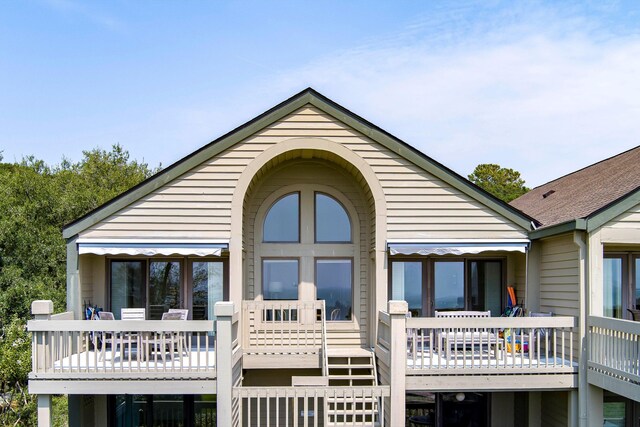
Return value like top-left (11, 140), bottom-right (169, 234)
top-left (511, 146), bottom-right (640, 425)
top-left (28, 88), bottom-right (636, 427)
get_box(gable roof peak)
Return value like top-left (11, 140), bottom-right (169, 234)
top-left (63, 89), bottom-right (535, 238)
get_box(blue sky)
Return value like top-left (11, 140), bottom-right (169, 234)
top-left (1, 1), bottom-right (640, 187)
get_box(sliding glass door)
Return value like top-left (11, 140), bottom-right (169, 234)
top-left (191, 261), bottom-right (224, 321)
top-left (149, 260), bottom-right (181, 320)
top-left (110, 258), bottom-right (227, 320)
top-left (110, 261), bottom-right (145, 320)
top-left (389, 258), bottom-right (504, 316)
top-left (434, 261), bottom-right (465, 311)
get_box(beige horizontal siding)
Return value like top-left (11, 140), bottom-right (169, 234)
top-left (539, 234), bottom-right (580, 317)
top-left (81, 105), bottom-right (527, 241)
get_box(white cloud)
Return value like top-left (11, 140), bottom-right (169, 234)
top-left (253, 3), bottom-right (640, 187)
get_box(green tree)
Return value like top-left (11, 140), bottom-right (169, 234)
top-left (468, 163), bottom-right (530, 203)
top-left (0, 144), bottom-right (157, 425)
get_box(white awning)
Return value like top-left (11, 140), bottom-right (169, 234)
top-left (387, 240), bottom-right (528, 256)
top-left (77, 240), bottom-right (228, 257)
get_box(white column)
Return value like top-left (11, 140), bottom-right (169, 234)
top-left (215, 301), bottom-right (236, 427)
top-left (37, 395), bottom-right (52, 427)
top-left (388, 300), bottom-right (407, 427)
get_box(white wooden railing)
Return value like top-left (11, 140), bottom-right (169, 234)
top-left (242, 300), bottom-right (325, 354)
top-left (588, 315), bottom-right (640, 394)
top-left (234, 386), bottom-right (390, 427)
top-left (376, 308), bottom-right (578, 375)
top-left (28, 318), bottom-right (216, 379)
top-left (405, 316), bottom-right (577, 373)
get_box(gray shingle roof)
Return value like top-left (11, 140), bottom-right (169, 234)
top-left (510, 145), bottom-right (640, 227)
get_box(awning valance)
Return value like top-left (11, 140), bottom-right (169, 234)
top-left (77, 240), bottom-right (228, 257)
top-left (387, 240), bottom-right (528, 256)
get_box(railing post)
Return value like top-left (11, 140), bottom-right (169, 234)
top-left (215, 301), bottom-right (235, 427)
top-left (32, 300), bottom-right (53, 427)
top-left (31, 300), bottom-right (53, 372)
top-left (388, 300), bottom-right (407, 427)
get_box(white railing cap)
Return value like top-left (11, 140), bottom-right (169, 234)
top-left (214, 301), bottom-right (235, 317)
top-left (388, 300), bottom-right (408, 315)
top-left (31, 300), bottom-right (54, 315)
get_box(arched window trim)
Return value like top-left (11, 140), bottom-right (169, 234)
top-left (262, 191), bottom-right (301, 243)
top-left (314, 191), bottom-right (352, 244)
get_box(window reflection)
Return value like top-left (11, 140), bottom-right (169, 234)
top-left (263, 259), bottom-right (299, 300)
top-left (149, 261), bottom-right (181, 320)
top-left (391, 262), bottom-right (423, 317)
top-left (263, 193), bottom-right (299, 242)
top-left (434, 262), bottom-right (465, 311)
top-left (192, 261), bottom-right (223, 321)
top-left (604, 257), bottom-right (623, 318)
top-left (110, 261), bottom-right (145, 320)
top-left (317, 259), bottom-right (352, 321)
top-left (315, 193), bottom-right (351, 242)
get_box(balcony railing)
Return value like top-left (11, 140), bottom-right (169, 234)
top-left (28, 314), bottom-right (217, 380)
top-left (377, 310), bottom-right (578, 376)
top-left (233, 385), bottom-right (389, 427)
top-left (588, 315), bottom-right (640, 399)
top-left (242, 300), bottom-right (325, 356)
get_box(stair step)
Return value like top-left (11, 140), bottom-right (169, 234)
top-left (327, 364), bottom-right (373, 369)
top-left (328, 375), bottom-right (375, 380)
top-left (326, 348), bottom-right (373, 357)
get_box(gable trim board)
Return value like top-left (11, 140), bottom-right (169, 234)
top-left (529, 187), bottom-right (640, 240)
top-left (62, 88), bottom-right (535, 240)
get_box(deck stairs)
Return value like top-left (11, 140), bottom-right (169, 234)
top-left (325, 347), bottom-right (381, 426)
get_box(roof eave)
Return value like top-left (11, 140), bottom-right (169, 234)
top-left (529, 219), bottom-right (587, 240)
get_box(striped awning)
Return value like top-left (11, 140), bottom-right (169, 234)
top-left (77, 239), bottom-right (229, 257)
top-left (387, 240), bottom-right (528, 256)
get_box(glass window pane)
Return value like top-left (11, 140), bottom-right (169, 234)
top-left (603, 401), bottom-right (626, 427)
top-left (635, 258), bottom-right (640, 310)
top-left (263, 259), bottom-right (299, 300)
top-left (604, 257), bottom-right (623, 318)
top-left (192, 261), bottom-right (224, 321)
top-left (110, 261), bottom-right (145, 320)
top-left (264, 193), bottom-right (299, 242)
top-left (317, 259), bottom-right (352, 321)
top-left (470, 261), bottom-right (502, 315)
top-left (315, 193), bottom-right (351, 242)
top-left (149, 261), bottom-right (181, 320)
top-left (194, 395), bottom-right (217, 427)
top-left (434, 261), bottom-right (465, 311)
top-left (152, 395), bottom-right (183, 426)
top-left (391, 261), bottom-right (423, 317)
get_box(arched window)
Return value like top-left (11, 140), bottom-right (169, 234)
top-left (315, 193), bottom-right (351, 243)
top-left (263, 192), bottom-right (299, 242)
top-left (257, 186), bottom-right (358, 322)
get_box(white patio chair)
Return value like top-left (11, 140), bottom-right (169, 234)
top-left (120, 308), bottom-right (146, 358)
top-left (168, 308), bottom-right (191, 355)
top-left (151, 311), bottom-right (189, 361)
